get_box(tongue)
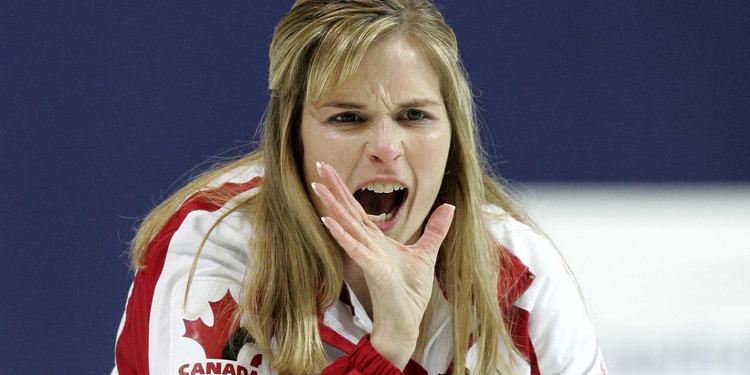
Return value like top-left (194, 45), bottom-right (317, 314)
top-left (355, 190), bottom-right (397, 215)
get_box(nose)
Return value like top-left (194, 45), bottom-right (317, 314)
top-left (365, 118), bottom-right (404, 165)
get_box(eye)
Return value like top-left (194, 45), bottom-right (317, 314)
top-left (401, 109), bottom-right (427, 122)
top-left (330, 112), bottom-right (364, 123)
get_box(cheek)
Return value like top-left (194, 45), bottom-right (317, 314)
top-left (300, 123), bottom-right (329, 215)
top-left (299, 123), bottom-right (318, 183)
top-left (413, 127), bottom-right (451, 177)
top-left (300, 123), bottom-right (359, 184)
top-left (301, 121), bottom-right (331, 169)
top-left (409, 126), bottom-right (451, 215)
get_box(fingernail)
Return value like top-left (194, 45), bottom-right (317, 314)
top-left (315, 161), bottom-right (323, 175)
top-left (320, 217), bottom-right (328, 227)
top-left (311, 182), bottom-right (319, 194)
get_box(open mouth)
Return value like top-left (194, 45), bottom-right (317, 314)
top-left (353, 183), bottom-right (408, 225)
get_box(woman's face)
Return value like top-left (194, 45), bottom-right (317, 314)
top-left (301, 33), bottom-right (451, 245)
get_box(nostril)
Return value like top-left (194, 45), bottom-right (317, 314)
top-left (367, 147), bottom-right (402, 163)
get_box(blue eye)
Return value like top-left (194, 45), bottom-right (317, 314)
top-left (331, 112), bottom-right (363, 123)
top-left (402, 109), bottom-right (426, 121)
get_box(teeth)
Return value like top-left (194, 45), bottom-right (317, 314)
top-left (367, 212), bottom-right (393, 223)
top-left (361, 182), bottom-right (405, 194)
top-left (358, 182), bottom-right (405, 223)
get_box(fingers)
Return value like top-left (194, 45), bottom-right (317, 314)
top-left (320, 216), bottom-right (373, 265)
top-left (311, 181), bottom-right (370, 243)
top-left (413, 204), bottom-right (455, 253)
top-left (316, 161), bottom-right (369, 223)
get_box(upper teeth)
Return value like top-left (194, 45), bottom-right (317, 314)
top-left (360, 183), bottom-right (405, 194)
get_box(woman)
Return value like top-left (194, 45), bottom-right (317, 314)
top-left (113, 1), bottom-right (606, 374)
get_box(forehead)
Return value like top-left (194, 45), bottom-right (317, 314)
top-left (311, 34), bottom-right (443, 105)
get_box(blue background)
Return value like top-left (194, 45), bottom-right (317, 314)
top-left (1, 1), bottom-right (748, 372)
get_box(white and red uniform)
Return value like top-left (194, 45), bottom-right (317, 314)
top-left (113, 165), bottom-right (607, 374)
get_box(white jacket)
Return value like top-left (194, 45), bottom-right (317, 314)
top-left (113, 165), bottom-right (607, 374)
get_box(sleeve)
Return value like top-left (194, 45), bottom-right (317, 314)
top-left (113, 190), bottom-right (271, 375)
top-left (321, 335), bottom-right (425, 375)
top-left (500, 221), bottom-right (608, 375)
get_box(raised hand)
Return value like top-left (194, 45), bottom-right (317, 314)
top-left (310, 161), bottom-right (455, 368)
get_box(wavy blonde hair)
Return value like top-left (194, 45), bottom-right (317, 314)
top-left (131, 0), bottom-right (526, 373)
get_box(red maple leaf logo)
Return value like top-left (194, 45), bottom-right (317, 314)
top-left (183, 289), bottom-right (239, 359)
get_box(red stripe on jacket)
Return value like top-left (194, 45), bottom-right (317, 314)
top-left (499, 246), bottom-right (539, 375)
top-left (446, 245), bottom-right (538, 374)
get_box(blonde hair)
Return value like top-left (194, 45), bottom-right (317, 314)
top-left (131, 0), bottom-right (527, 373)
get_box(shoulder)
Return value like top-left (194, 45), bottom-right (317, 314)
top-left (484, 205), bottom-right (608, 374)
top-left (484, 205), bottom-right (569, 304)
top-left (204, 163), bottom-right (264, 190)
top-left (151, 162), bottom-right (265, 301)
top-left (139, 160), bottom-right (265, 298)
top-left (156, 163), bottom-right (264, 275)
top-left (484, 204), bottom-right (578, 314)
top-left (173, 162), bottom-right (265, 241)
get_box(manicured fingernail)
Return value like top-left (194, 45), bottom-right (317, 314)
top-left (311, 182), bottom-right (319, 194)
top-left (316, 161), bottom-right (323, 175)
top-left (320, 217), bottom-right (328, 227)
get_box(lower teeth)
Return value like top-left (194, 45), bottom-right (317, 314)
top-left (367, 212), bottom-right (393, 223)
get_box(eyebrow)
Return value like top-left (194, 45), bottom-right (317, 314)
top-left (318, 98), bottom-right (442, 109)
top-left (319, 101), bottom-right (366, 109)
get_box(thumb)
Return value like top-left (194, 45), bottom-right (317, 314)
top-left (413, 204), bottom-right (455, 252)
